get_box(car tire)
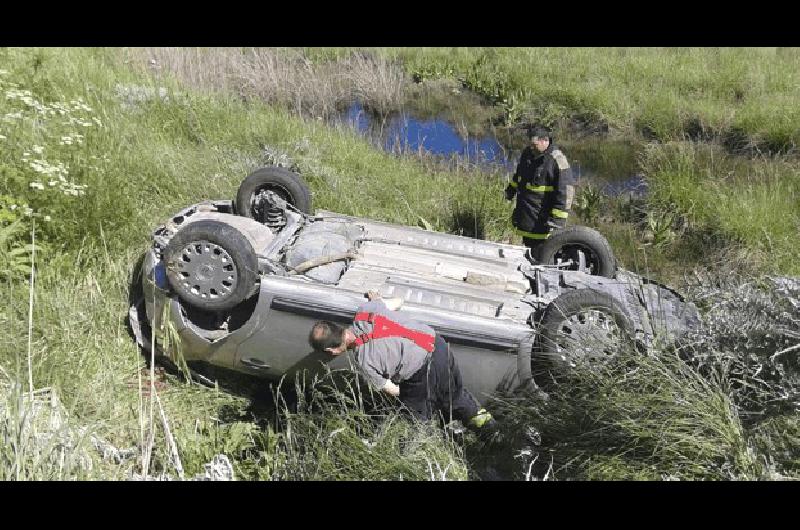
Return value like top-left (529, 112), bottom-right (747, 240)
top-left (536, 288), bottom-right (636, 369)
top-left (532, 225), bottom-right (617, 278)
top-left (128, 250), bottom-right (147, 308)
top-left (163, 219), bottom-right (259, 312)
top-left (234, 166), bottom-right (312, 218)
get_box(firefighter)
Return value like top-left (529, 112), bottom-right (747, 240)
top-left (505, 126), bottom-right (575, 252)
top-left (309, 291), bottom-right (498, 437)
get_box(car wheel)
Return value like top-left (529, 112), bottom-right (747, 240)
top-left (532, 226), bottom-right (617, 278)
top-left (163, 219), bottom-right (259, 312)
top-left (234, 166), bottom-right (312, 219)
top-left (536, 289), bottom-right (636, 368)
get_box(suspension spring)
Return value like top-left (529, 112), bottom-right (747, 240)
top-left (264, 207), bottom-right (286, 228)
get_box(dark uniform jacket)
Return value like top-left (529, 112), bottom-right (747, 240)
top-left (505, 143), bottom-right (573, 239)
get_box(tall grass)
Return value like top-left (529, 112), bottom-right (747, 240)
top-left (262, 373), bottom-right (468, 480)
top-left (641, 142), bottom-right (800, 276)
top-left (123, 47), bottom-right (800, 279)
top-left (1, 47), bottom-right (797, 480)
top-left (127, 47), bottom-right (800, 153)
top-left (493, 273), bottom-right (799, 480)
top-left (497, 353), bottom-right (763, 480)
top-left (0, 47), bottom-right (481, 480)
top-left (126, 47), bottom-right (408, 118)
top-left (378, 47), bottom-right (800, 151)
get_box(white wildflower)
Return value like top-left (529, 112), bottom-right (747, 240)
top-left (9, 204), bottom-right (17, 211)
top-left (0, 134), bottom-right (6, 140)
top-left (49, 181), bottom-right (57, 186)
top-left (32, 145), bottom-right (44, 154)
top-left (44, 215), bottom-right (51, 222)
top-left (22, 206), bottom-right (33, 216)
top-left (29, 182), bottom-right (45, 191)
top-left (0, 69), bottom-right (8, 75)
top-left (5, 89), bottom-right (33, 101)
top-left (70, 100), bottom-right (92, 113)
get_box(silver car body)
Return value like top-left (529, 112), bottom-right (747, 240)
top-left (130, 200), bottom-right (700, 401)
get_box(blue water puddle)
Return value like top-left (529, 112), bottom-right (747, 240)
top-left (341, 102), bottom-right (516, 170)
top-left (338, 101), bottom-right (645, 197)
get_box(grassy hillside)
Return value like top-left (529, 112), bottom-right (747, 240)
top-left (371, 47), bottom-right (800, 277)
top-left (0, 47), bottom-right (473, 480)
top-left (0, 47), bottom-right (797, 480)
top-left (378, 47), bottom-right (800, 151)
top-left (129, 47), bottom-right (800, 278)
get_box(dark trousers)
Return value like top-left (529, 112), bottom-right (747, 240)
top-left (399, 335), bottom-right (482, 424)
top-left (521, 218), bottom-right (553, 257)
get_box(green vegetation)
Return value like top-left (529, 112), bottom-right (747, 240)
top-left (642, 142), bottom-right (800, 276)
top-left (114, 48), bottom-right (800, 277)
top-left (0, 47), bottom-right (483, 480)
top-left (380, 47), bottom-right (800, 151)
top-left (496, 353), bottom-right (764, 480)
top-left (493, 272), bottom-right (800, 480)
top-left (370, 47), bottom-right (800, 278)
top-left (1, 47), bottom-right (798, 480)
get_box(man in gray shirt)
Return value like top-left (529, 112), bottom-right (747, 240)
top-left (309, 291), bottom-right (498, 436)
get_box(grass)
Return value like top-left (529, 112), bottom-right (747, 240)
top-left (491, 273), bottom-right (800, 480)
top-left (641, 142), bottom-right (800, 276)
top-left (377, 48), bottom-right (800, 151)
top-left (0, 46), bottom-right (798, 480)
top-left (264, 373), bottom-right (468, 480)
top-left (0, 48), bottom-right (523, 259)
top-left (0, 47), bottom-right (478, 480)
top-left (116, 47), bottom-right (800, 279)
top-left (1, 245), bottom-right (468, 480)
top-left (127, 47), bottom-right (407, 119)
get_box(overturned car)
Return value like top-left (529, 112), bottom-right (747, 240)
top-left (129, 166), bottom-right (701, 399)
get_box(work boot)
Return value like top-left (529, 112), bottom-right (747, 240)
top-left (468, 408), bottom-right (494, 430)
top-left (469, 409), bottom-right (503, 446)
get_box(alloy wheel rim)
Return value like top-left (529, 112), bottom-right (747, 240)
top-left (172, 239), bottom-right (238, 302)
top-left (554, 308), bottom-right (623, 364)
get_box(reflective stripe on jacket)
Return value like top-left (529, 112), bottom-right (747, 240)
top-left (506, 143), bottom-right (573, 234)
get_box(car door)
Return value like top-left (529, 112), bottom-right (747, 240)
top-left (233, 278), bottom-right (362, 380)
